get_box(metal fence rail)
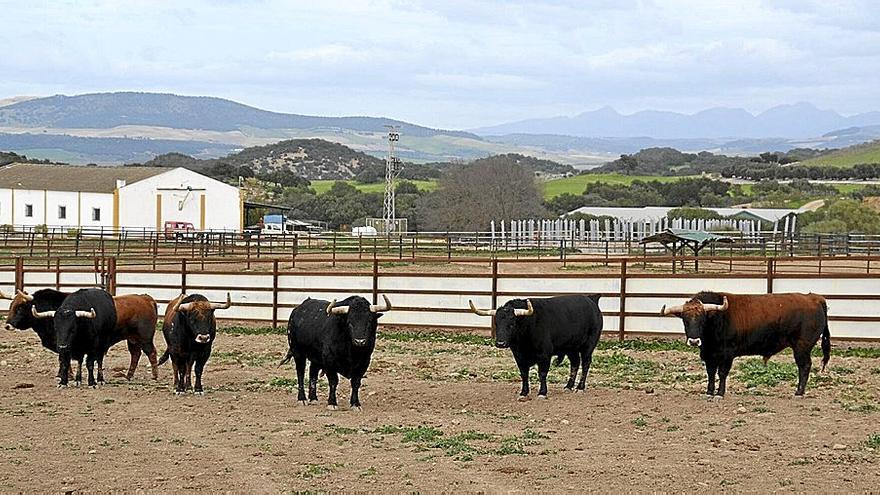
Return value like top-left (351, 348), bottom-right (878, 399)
top-left (3, 255), bottom-right (879, 342)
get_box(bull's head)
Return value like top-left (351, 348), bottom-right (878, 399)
top-left (661, 296), bottom-right (728, 347)
top-left (469, 299), bottom-right (534, 348)
top-left (32, 306), bottom-right (96, 352)
top-left (2, 290), bottom-right (33, 331)
top-left (170, 293), bottom-right (232, 344)
top-left (325, 295), bottom-right (390, 347)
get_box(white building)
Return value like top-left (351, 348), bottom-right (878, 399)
top-left (0, 163), bottom-right (242, 231)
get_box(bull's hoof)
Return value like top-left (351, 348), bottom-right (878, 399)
top-left (793, 394), bottom-right (805, 400)
top-left (55, 377), bottom-right (62, 383)
top-left (563, 387), bottom-right (574, 393)
top-left (705, 394), bottom-right (714, 400)
top-left (194, 391), bottom-right (204, 396)
top-left (174, 391), bottom-right (185, 396)
top-left (297, 400), bottom-right (307, 406)
top-left (89, 384), bottom-right (97, 389)
top-left (537, 394), bottom-right (547, 400)
top-left (574, 389), bottom-right (585, 394)
top-left (327, 405), bottom-right (338, 411)
top-left (517, 395), bottom-right (529, 402)
top-left (74, 381), bottom-right (82, 388)
top-left (350, 406), bottom-right (362, 412)
top-left (57, 383), bottom-right (68, 389)
top-left (712, 395), bottom-right (724, 401)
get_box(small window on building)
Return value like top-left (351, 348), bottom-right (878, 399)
top-left (58, 206), bottom-right (67, 219)
top-left (92, 208), bottom-right (101, 221)
top-left (24, 204), bottom-right (33, 217)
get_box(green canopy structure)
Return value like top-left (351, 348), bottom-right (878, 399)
top-left (640, 229), bottom-right (734, 270)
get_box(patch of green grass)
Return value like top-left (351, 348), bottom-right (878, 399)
top-left (269, 376), bottom-right (297, 389)
top-left (219, 325), bottom-right (284, 336)
top-left (213, 350), bottom-right (277, 367)
top-left (598, 339), bottom-right (697, 353)
top-left (632, 416), bottom-right (648, 428)
top-left (800, 141), bottom-right (880, 168)
top-left (592, 352), bottom-right (659, 385)
top-left (402, 426), bottom-right (444, 443)
top-left (310, 180), bottom-right (438, 195)
top-left (381, 331), bottom-right (492, 347)
top-left (325, 425), bottom-right (358, 436)
top-left (735, 359), bottom-right (797, 389)
top-left (359, 466), bottom-right (378, 478)
top-left (543, 173), bottom-right (691, 199)
top-left (865, 434), bottom-right (880, 449)
top-left (823, 347), bottom-right (880, 359)
top-left (301, 464), bottom-right (333, 479)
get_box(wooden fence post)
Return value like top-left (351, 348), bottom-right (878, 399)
top-left (108, 257), bottom-right (117, 295)
top-left (272, 260), bottom-right (279, 329)
top-left (372, 258), bottom-right (379, 305)
top-left (491, 259), bottom-right (498, 339)
top-left (181, 259), bottom-right (187, 294)
top-left (14, 257), bottom-right (23, 292)
top-left (55, 258), bottom-right (61, 291)
top-left (618, 260), bottom-right (627, 342)
top-left (766, 258), bottom-right (774, 294)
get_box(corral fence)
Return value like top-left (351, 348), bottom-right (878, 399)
top-left (2, 225), bottom-right (880, 265)
top-left (1, 255), bottom-right (879, 342)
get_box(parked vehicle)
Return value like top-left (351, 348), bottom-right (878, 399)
top-left (164, 221), bottom-right (197, 240)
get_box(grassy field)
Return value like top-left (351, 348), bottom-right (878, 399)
top-left (800, 140), bottom-right (880, 168)
top-left (311, 180), bottom-right (439, 195)
top-left (542, 173), bottom-right (691, 199)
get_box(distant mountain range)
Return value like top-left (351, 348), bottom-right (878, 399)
top-left (472, 103), bottom-right (880, 139)
top-left (1, 92), bottom-right (880, 167)
top-left (0, 92), bottom-right (476, 139)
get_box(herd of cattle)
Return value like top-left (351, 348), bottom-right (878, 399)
top-left (1, 286), bottom-right (831, 408)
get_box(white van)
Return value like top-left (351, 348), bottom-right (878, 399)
top-left (351, 226), bottom-right (378, 237)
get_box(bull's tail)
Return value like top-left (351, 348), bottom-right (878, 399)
top-left (820, 302), bottom-right (831, 372)
top-left (277, 348), bottom-right (294, 367)
top-left (157, 349), bottom-right (170, 366)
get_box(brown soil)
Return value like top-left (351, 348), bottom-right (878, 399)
top-left (1, 329), bottom-right (878, 493)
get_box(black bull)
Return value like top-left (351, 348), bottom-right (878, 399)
top-left (470, 294), bottom-right (603, 400)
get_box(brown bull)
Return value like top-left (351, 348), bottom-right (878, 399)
top-left (662, 291), bottom-right (830, 397)
top-left (113, 294), bottom-right (160, 380)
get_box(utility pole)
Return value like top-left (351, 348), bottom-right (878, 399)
top-left (382, 125), bottom-right (402, 234)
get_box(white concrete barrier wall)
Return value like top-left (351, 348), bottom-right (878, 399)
top-left (1, 266), bottom-right (879, 340)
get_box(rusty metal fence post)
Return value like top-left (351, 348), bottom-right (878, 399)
top-left (371, 258), bottom-right (379, 305)
top-left (272, 260), bottom-right (279, 329)
top-left (14, 257), bottom-right (23, 292)
top-left (181, 259), bottom-right (188, 294)
top-left (491, 259), bottom-right (498, 339)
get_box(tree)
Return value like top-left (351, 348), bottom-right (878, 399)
top-left (423, 159), bottom-right (547, 231)
top-left (800, 199), bottom-right (880, 234)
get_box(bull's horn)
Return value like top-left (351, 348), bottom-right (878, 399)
top-left (170, 294), bottom-right (186, 313)
top-left (75, 308), bottom-right (97, 319)
top-left (210, 293), bottom-right (232, 310)
top-left (661, 304), bottom-right (684, 316)
top-left (468, 300), bottom-right (496, 317)
top-left (31, 307), bottom-right (56, 319)
top-left (370, 295), bottom-right (392, 313)
top-left (177, 302), bottom-right (194, 312)
top-left (326, 300), bottom-right (349, 315)
top-left (514, 299), bottom-right (534, 317)
top-left (702, 297), bottom-right (729, 313)
top-left (17, 290), bottom-right (34, 302)
top-left (0, 290), bottom-right (12, 300)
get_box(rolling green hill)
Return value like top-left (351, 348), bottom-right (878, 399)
top-left (800, 140), bottom-right (880, 168)
top-left (541, 173), bottom-right (690, 199)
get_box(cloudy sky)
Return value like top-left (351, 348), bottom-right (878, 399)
top-left (2, 0), bottom-right (878, 129)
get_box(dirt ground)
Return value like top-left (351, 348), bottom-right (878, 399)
top-left (0, 326), bottom-right (878, 493)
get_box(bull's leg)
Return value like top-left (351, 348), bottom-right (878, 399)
top-left (307, 362), bottom-right (320, 404)
top-left (517, 364), bottom-right (530, 400)
top-left (536, 358), bottom-right (550, 399)
top-left (96, 354), bottom-right (105, 385)
top-left (350, 375), bottom-right (363, 411)
top-left (171, 360), bottom-right (179, 389)
top-left (326, 370), bottom-right (339, 410)
top-left (564, 353), bottom-right (581, 391)
top-left (86, 356), bottom-right (97, 388)
top-left (193, 357), bottom-right (206, 395)
top-left (576, 350), bottom-right (593, 392)
top-left (294, 356), bottom-right (307, 405)
top-left (126, 341), bottom-right (142, 380)
top-left (74, 360), bottom-right (83, 387)
top-left (58, 354), bottom-right (71, 388)
top-left (172, 357), bottom-right (187, 395)
top-left (716, 358), bottom-right (733, 397)
top-left (147, 348), bottom-right (159, 381)
top-left (184, 360), bottom-right (193, 391)
top-left (56, 355), bottom-right (65, 382)
top-left (793, 350), bottom-right (812, 396)
top-left (705, 361), bottom-right (718, 397)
